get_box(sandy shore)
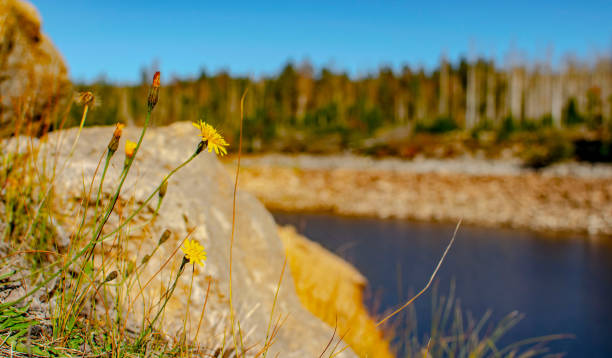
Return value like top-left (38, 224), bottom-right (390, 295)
top-left (228, 154), bottom-right (612, 237)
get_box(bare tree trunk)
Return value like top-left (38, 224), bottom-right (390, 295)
top-left (598, 59), bottom-right (612, 125)
top-left (486, 60), bottom-right (496, 123)
top-left (509, 67), bottom-right (524, 121)
top-left (552, 73), bottom-right (563, 126)
top-left (466, 63), bottom-right (479, 128)
top-left (438, 57), bottom-right (450, 117)
top-left (118, 88), bottom-right (134, 126)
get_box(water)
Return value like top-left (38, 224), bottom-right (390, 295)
top-left (272, 211), bottom-right (612, 357)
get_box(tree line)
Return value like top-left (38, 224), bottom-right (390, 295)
top-left (70, 56), bottom-right (612, 150)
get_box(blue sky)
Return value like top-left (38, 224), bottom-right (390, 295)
top-left (32, 0), bottom-right (612, 83)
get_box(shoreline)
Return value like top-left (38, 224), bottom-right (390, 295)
top-left (227, 154), bottom-right (612, 237)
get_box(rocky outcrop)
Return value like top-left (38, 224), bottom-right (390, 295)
top-left (0, 0), bottom-right (70, 137)
top-left (11, 123), bottom-right (364, 357)
top-left (279, 226), bottom-right (393, 358)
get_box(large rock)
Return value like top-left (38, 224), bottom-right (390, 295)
top-left (0, 0), bottom-right (70, 137)
top-left (20, 122), bottom-right (357, 357)
top-left (279, 226), bottom-right (393, 358)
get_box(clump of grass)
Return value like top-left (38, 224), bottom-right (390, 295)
top-left (393, 282), bottom-right (571, 357)
top-left (0, 72), bottom-right (231, 357)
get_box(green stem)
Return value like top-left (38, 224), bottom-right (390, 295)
top-left (93, 150), bottom-right (113, 222)
top-left (69, 110), bottom-right (152, 315)
top-left (88, 109), bottom-right (152, 255)
top-left (0, 238), bottom-right (95, 309)
top-left (70, 150), bottom-right (111, 247)
top-left (136, 257), bottom-right (187, 348)
top-left (22, 104), bottom-right (90, 243)
top-left (101, 149), bottom-right (200, 241)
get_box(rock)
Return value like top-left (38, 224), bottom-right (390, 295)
top-left (0, 0), bottom-right (70, 137)
top-left (18, 122), bottom-right (357, 357)
top-left (278, 225), bottom-right (394, 358)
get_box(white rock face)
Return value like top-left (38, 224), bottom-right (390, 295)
top-left (25, 122), bottom-right (355, 357)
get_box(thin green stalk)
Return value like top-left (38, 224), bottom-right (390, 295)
top-left (181, 265), bottom-right (196, 344)
top-left (0, 237), bottom-right (96, 309)
top-left (62, 109), bottom-right (151, 323)
top-left (90, 109), bottom-right (151, 246)
top-left (22, 103), bottom-right (90, 243)
top-left (65, 80), bottom-right (156, 336)
top-left (64, 110), bottom-right (152, 328)
top-left (93, 150), bottom-right (113, 223)
top-left (69, 149), bottom-right (107, 246)
top-left (101, 147), bottom-right (201, 241)
top-left (229, 88), bottom-right (248, 356)
top-left (262, 258), bottom-right (287, 358)
top-left (136, 257), bottom-right (188, 348)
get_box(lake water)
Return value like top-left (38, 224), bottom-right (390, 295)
top-left (273, 212), bottom-right (612, 357)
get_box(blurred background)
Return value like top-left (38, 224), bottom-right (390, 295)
top-left (7, 0), bottom-right (612, 356)
top-left (33, 0), bottom-right (612, 164)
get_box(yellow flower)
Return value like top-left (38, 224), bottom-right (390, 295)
top-left (182, 239), bottom-right (207, 267)
top-left (192, 120), bottom-right (229, 156)
top-left (125, 140), bottom-right (137, 158)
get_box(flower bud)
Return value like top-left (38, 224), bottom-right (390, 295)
top-left (158, 229), bottom-right (171, 245)
top-left (113, 123), bottom-right (125, 139)
top-left (159, 180), bottom-right (168, 198)
top-left (125, 140), bottom-right (137, 158)
top-left (124, 261), bottom-right (136, 278)
top-left (108, 123), bottom-right (125, 153)
top-left (141, 254), bottom-right (151, 265)
top-left (147, 71), bottom-right (161, 111)
top-left (104, 271), bottom-right (118, 283)
top-left (108, 137), bottom-right (119, 153)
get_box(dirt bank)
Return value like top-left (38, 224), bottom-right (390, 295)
top-left (229, 155), bottom-right (612, 236)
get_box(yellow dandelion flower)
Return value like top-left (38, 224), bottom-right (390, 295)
top-left (125, 140), bottom-right (137, 158)
top-left (192, 120), bottom-right (229, 156)
top-left (182, 239), bottom-right (207, 267)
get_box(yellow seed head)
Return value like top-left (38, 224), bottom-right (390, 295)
top-left (77, 91), bottom-right (95, 106)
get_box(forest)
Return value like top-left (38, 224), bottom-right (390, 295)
top-left (68, 56), bottom-right (612, 163)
